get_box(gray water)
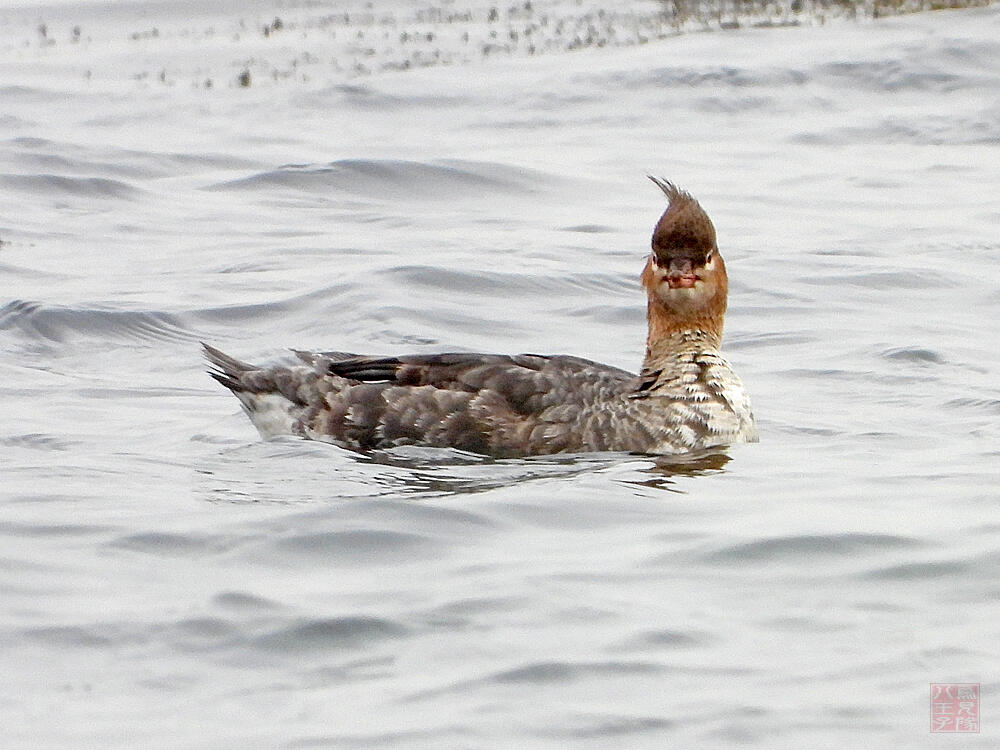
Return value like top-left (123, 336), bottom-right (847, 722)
top-left (1, 2), bottom-right (999, 747)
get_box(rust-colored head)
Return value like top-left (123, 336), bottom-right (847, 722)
top-left (641, 178), bottom-right (728, 345)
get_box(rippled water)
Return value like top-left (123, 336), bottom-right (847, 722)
top-left (2, 2), bottom-right (999, 747)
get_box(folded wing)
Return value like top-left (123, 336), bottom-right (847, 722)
top-left (207, 345), bottom-right (638, 455)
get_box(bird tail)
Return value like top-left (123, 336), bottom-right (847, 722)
top-left (202, 342), bottom-right (255, 392)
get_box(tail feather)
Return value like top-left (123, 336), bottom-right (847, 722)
top-left (202, 342), bottom-right (254, 393)
top-left (203, 342), bottom-right (313, 438)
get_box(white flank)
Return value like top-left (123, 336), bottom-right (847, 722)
top-left (236, 393), bottom-right (300, 439)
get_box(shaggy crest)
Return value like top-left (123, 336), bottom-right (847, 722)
top-left (648, 176), bottom-right (717, 263)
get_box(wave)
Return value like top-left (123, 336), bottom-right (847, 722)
top-left (0, 299), bottom-right (197, 344)
top-left (862, 559), bottom-right (971, 581)
top-left (265, 529), bottom-right (432, 565)
top-left (402, 659), bottom-right (671, 702)
top-left (0, 85), bottom-right (68, 103)
top-left (2, 136), bottom-right (262, 182)
top-left (0, 433), bottom-right (75, 452)
top-left (207, 158), bottom-right (564, 200)
top-left (251, 616), bottom-right (408, 653)
top-left (0, 173), bottom-right (139, 200)
top-left (697, 532), bottom-right (923, 564)
top-left (383, 265), bottom-right (630, 297)
top-left (107, 531), bottom-right (238, 556)
top-left (294, 83), bottom-right (467, 111)
top-left (594, 65), bottom-right (808, 91)
top-left (490, 660), bottom-right (666, 684)
top-left (18, 610), bottom-right (408, 657)
top-left (798, 270), bottom-right (947, 289)
top-left (790, 115), bottom-right (1000, 146)
top-left (879, 346), bottom-right (946, 365)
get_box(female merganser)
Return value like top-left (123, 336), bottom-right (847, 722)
top-left (204, 178), bottom-right (757, 457)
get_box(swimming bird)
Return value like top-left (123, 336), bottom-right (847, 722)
top-left (204, 178), bottom-right (757, 457)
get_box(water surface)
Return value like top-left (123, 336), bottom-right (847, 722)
top-left (1, 2), bottom-right (998, 747)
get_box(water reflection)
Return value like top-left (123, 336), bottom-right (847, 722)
top-left (195, 438), bottom-right (732, 504)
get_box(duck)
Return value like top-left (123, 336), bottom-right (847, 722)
top-left (204, 178), bottom-right (757, 457)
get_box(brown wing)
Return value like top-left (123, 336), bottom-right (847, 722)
top-left (328, 353), bottom-right (633, 412)
top-left (303, 353), bottom-right (636, 455)
top-left (206, 344), bottom-right (639, 456)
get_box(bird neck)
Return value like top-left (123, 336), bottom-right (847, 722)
top-left (641, 296), bottom-right (725, 375)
